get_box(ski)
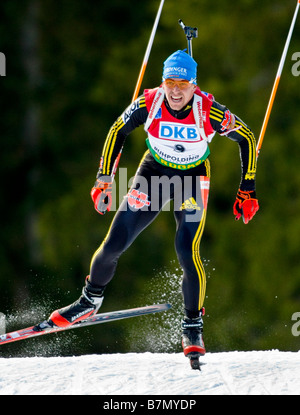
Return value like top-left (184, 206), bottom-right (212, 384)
top-left (0, 303), bottom-right (171, 346)
top-left (184, 351), bottom-right (206, 371)
top-left (188, 353), bottom-right (203, 370)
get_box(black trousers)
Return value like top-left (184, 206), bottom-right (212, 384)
top-left (90, 151), bottom-right (211, 316)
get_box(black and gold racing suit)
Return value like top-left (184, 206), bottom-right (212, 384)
top-left (89, 92), bottom-right (257, 318)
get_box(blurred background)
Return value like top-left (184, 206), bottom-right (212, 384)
top-left (1, 0), bottom-right (300, 357)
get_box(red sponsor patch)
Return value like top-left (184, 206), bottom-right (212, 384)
top-left (200, 176), bottom-right (210, 210)
top-left (127, 189), bottom-right (151, 209)
top-left (220, 110), bottom-right (235, 132)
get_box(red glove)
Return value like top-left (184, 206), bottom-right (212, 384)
top-left (233, 189), bottom-right (259, 224)
top-left (91, 176), bottom-right (113, 215)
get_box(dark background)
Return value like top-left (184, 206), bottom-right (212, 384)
top-left (1, 0), bottom-right (300, 357)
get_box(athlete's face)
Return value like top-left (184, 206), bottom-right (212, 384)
top-left (163, 78), bottom-right (197, 111)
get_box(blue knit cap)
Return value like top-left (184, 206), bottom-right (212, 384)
top-left (162, 50), bottom-right (197, 84)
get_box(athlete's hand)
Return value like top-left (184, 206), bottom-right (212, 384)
top-left (233, 189), bottom-right (259, 224)
top-left (91, 176), bottom-right (113, 215)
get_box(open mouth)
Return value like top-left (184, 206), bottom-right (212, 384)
top-left (170, 95), bottom-right (183, 104)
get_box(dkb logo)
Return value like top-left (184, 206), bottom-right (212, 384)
top-left (159, 122), bottom-right (199, 141)
top-left (0, 53), bottom-right (6, 76)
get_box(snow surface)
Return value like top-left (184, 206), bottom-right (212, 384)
top-left (0, 350), bottom-right (299, 395)
top-left (1, 270), bottom-right (299, 396)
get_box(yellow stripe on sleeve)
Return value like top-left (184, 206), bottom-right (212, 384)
top-left (235, 120), bottom-right (257, 177)
top-left (102, 117), bottom-right (125, 175)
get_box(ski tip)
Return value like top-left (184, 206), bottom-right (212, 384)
top-left (151, 303), bottom-right (172, 311)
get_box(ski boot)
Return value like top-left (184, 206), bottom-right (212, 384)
top-left (181, 308), bottom-right (206, 370)
top-left (48, 277), bottom-right (105, 328)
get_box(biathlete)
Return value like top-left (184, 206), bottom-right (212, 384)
top-left (47, 50), bottom-right (259, 363)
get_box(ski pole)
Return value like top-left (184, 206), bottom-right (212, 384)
top-left (256, 0), bottom-right (300, 159)
top-left (98, 0), bottom-right (165, 214)
top-left (178, 20), bottom-right (198, 58)
top-left (114, 0), bottom-right (165, 175)
top-left (132, 0), bottom-right (165, 102)
top-left (115, 0), bottom-right (164, 170)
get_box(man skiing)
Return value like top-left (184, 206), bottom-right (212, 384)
top-left (47, 50), bottom-right (259, 365)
